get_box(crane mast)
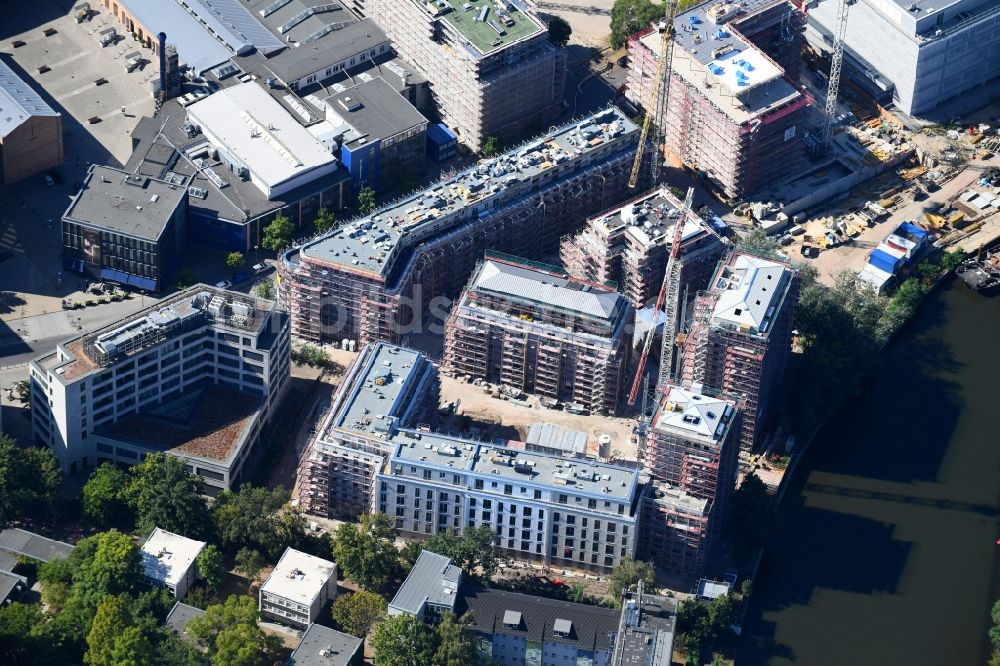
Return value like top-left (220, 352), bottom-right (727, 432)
top-left (627, 187), bottom-right (694, 407)
top-left (627, 0), bottom-right (680, 189)
top-left (819, 0), bottom-right (855, 151)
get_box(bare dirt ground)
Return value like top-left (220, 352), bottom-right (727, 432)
top-left (534, 0), bottom-right (614, 48)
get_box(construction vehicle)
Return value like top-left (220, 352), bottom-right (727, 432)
top-left (627, 187), bottom-right (694, 406)
top-left (628, 0), bottom-right (681, 188)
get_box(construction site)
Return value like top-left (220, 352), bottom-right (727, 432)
top-left (367, 0), bottom-right (566, 150)
top-left (560, 186), bottom-right (726, 308)
top-left (442, 253), bottom-right (633, 415)
top-left (279, 107), bottom-right (642, 346)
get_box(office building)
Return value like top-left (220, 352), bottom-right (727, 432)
top-left (807, 0), bottom-right (1000, 116)
top-left (377, 436), bottom-right (642, 572)
top-left (639, 385), bottom-right (742, 577)
top-left (313, 76), bottom-right (428, 193)
top-left (259, 548), bottom-right (338, 627)
top-left (296, 342), bottom-right (439, 520)
top-left (680, 251), bottom-right (798, 450)
top-left (443, 254), bottom-right (633, 415)
top-left (560, 187), bottom-right (726, 308)
top-left (0, 58), bottom-right (63, 185)
top-left (280, 108), bottom-right (640, 344)
top-left (28, 285), bottom-right (291, 491)
top-left (288, 624), bottom-right (364, 666)
top-left (368, 0), bottom-right (566, 150)
top-left (140, 527), bottom-right (206, 598)
top-left (61, 165), bottom-right (188, 292)
top-left (388, 550), bottom-right (462, 621)
top-left (626, 0), bottom-right (809, 198)
top-left (459, 586), bottom-right (620, 666)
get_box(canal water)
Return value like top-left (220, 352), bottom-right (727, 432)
top-left (740, 277), bottom-right (1000, 665)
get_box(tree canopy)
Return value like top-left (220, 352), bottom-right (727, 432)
top-left (357, 186), bottom-right (377, 215)
top-left (212, 485), bottom-right (303, 560)
top-left (332, 589), bottom-right (387, 637)
top-left (371, 613), bottom-right (438, 666)
top-left (610, 0), bottom-right (663, 49)
top-left (225, 252), bottom-right (245, 272)
top-left (420, 526), bottom-right (501, 582)
top-left (433, 612), bottom-right (476, 666)
top-left (197, 544), bottom-right (226, 591)
top-left (608, 557), bottom-right (657, 601)
top-left (547, 16), bottom-right (572, 46)
top-left (0, 434), bottom-right (63, 523)
top-left (314, 207), bottom-right (336, 234)
top-left (481, 136), bottom-right (501, 158)
top-left (728, 473), bottom-right (776, 567)
top-left (188, 595), bottom-right (280, 666)
top-left (85, 595), bottom-right (154, 666)
top-left (262, 214), bottom-right (294, 252)
top-left (126, 452), bottom-right (211, 539)
top-left (332, 513), bottom-right (400, 592)
top-left (82, 462), bottom-right (130, 527)
top-left (675, 595), bottom-right (736, 662)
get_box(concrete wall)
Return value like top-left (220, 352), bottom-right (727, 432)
top-left (0, 115), bottom-right (63, 185)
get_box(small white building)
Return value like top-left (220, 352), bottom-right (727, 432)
top-left (259, 548), bottom-right (338, 627)
top-left (388, 550), bottom-right (461, 623)
top-left (141, 528), bottom-right (206, 599)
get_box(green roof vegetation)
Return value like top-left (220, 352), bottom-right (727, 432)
top-left (429, 0), bottom-right (543, 54)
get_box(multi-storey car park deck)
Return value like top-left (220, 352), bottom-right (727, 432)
top-left (560, 187), bottom-right (726, 309)
top-left (280, 107), bottom-right (641, 344)
top-left (626, 0), bottom-right (810, 198)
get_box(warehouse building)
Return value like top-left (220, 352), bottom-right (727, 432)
top-left (368, 0), bottom-right (566, 150)
top-left (639, 385), bottom-right (742, 577)
top-left (61, 165), bottom-right (188, 292)
top-left (279, 107), bottom-right (641, 345)
top-left (680, 251), bottom-right (798, 450)
top-left (560, 187), bottom-right (726, 309)
top-left (29, 286), bottom-right (291, 491)
top-left (626, 0), bottom-right (809, 199)
top-left (0, 58), bottom-right (63, 186)
top-left (443, 254), bottom-right (633, 415)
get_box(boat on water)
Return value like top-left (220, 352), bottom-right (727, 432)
top-left (956, 253), bottom-right (1000, 294)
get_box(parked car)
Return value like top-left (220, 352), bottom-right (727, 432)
top-left (214, 280), bottom-right (232, 289)
top-left (43, 174), bottom-right (55, 187)
top-left (251, 262), bottom-right (269, 274)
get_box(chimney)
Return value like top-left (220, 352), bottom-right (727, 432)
top-left (158, 32), bottom-right (167, 98)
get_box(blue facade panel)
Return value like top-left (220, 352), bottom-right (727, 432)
top-left (188, 212), bottom-right (248, 251)
top-left (868, 248), bottom-right (901, 274)
top-left (342, 141), bottom-right (382, 191)
top-left (428, 123), bottom-right (457, 162)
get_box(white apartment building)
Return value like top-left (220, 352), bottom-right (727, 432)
top-left (141, 527), bottom-right (207, 599)
top-left (29, 285), bottom-right (291, 493)
top-left (376, 433), bottom-right (642, 572)
top-left (259, 548), bottom-right (338, 627)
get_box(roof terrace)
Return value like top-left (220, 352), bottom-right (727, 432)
top-left (420, 0), bottom-right (543, 56)
top-left (297, 107), bottom-right (637, 280)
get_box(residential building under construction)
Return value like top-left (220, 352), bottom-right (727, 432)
top-left (626, 0), bottom-right (809, 199)
top-left (368, 0), bottom-right (566, 150)
top-left (295, 342), bottom-right (439, 520)
top-left (443, 254), bottom-right (633, 415)
top-left (639, 384), bottom-right (742, 577)
top-left (559, 187), bottom-right (726, 309)
top-left (679, 251), bottom-right (798, 451)
top-left (278, 108), bottom-right (641, 345)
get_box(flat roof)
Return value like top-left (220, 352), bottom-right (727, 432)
top-left (470, 257), bottom-right (625, 322)
top-left (245, 0), bottom-right (359, 48)
top-left (186, 82), bottom-right (339, 195)
top-left (587, 187), bottom-right (713, 250)
top-left (0, 528), bottom-right (75, 562)
top-left (428, 0), bottom-right (544, 56)
top-left (288, 624), bottom-right (363, 666)
top-left (118, 0), bottom-right (235, 73)
top-left (327, 342), bottom-right (428, 437)
top-left (524, 423), bottom-right (587, 456)
top-left (0, 57), bottom-right (59, 137)
top-left (62, 165), bottom-right (187, 241)
top-left (710, 251), bottom-right (793, 334)
top-left (323, 76), bottom-right (427, 146)
top-left (652, 385), bottom-right (738, 444)
top-left (390, 550), bottom-right (461, 615)
top-left (261, 18), bottom-right (387, 84)
top-left (646, 481), bottom-right (709, 516)
top-left (261, 548), bottom-right (337, 605)
top-left (141, 528), bottom-right (206, 587)
top-left (618, 591), bottom-right (677, 666)
top-left (392, 435), bottom-right (639, 503)
top-left (299, 107), bottom-right (636, 279)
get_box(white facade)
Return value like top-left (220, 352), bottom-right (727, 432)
top-left (141, 528), bottom-right (206, 599)
top-left (259, 548), bottom-right (338, 627)
top-left (29, 285), bottom-right (291, 492)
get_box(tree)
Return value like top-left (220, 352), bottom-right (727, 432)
top-left (225, 252), bottom-right (245, 272)
top-left (399, 540), bottom-right (423, 570)
top-left (421, 526), bottom-right (501, 582)
top-left (314, 207), bottom-right (336, 234)
top-left (547, 16), bottom-right (572, 46)
top-left (197, 544), bottom-right (226, 591)
top-left (71, 530), bottom-right (144, 609)
top-left (262, 214), bottom-right (294, 252)
top-left (254, 279), bottom-right (275, 300)
top-left (126, 452), bottom-right (210, 539)
top-left (85, 595), bottom-right (130, 666)
top-left (234, 548), bottom-right (263, 584)
top-left (357, 186), bottom-right (377, 215)
top-left (434, 612), bottom-right (475, 666)
top-left (481, 136), bottom-right (501, 158)
top-left (728, 473), bottom-right (776, 566)
top-left (608, 557), bottom-right (656, 601)
top-left (990, 598), bottom-right (1000, 655)
top-left (82, 462), bottom-right (130, 526)
top-left (610, 0), bottom-right (663, 49)
top-left (737, 227), bottom-right (783, 260)
top-left (0, 602), bottom-right (50, 663)
top-left (371, 613), bottom-right (437, 666)
top-left (176, 266), bottom-right (198, 290)
top-left (213, 623), bottom-right (281, 666)
top-left (332, 513), bottom-right (400, 591)
top-left (188, 595), bottom-right (260, 649)
top-left (0, 434), bottom-right (63, 523)
top-left (332, 590), bottom-right (387, 637)
top-left (212, 485), bottom-right (303, 560)
top-left (108, 626), bottom-right (155, 665)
